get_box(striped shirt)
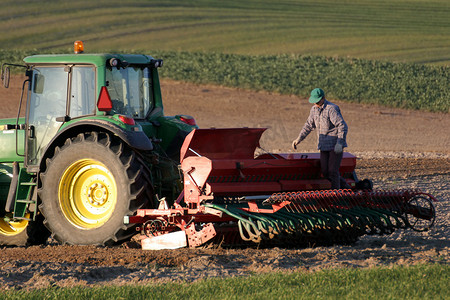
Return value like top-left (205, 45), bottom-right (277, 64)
top-left (297, 100), bottom-right (348, 151)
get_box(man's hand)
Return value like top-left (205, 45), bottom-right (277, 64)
top-left (334, 143), bottom-right (343, 154)
top-left (292, 138), bottom-right (301, 150)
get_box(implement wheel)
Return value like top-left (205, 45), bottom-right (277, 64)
top-left (405, 194), bottom-right (436, 232)
top-left (39, 132), bottom-right (151, 245)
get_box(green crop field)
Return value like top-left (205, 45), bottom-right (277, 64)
top-left (1, 0), bottom-right (449, 65)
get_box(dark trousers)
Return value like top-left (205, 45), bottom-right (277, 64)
top-left (320, 150), bottom-right (349, 189)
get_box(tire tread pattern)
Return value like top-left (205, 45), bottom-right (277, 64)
top-left (38, 131), bottom-right (152, 245)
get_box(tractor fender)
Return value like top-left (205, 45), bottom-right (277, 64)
top-left (36, 119), bottom-right (153, 172)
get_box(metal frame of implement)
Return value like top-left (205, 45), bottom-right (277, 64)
top-left (126, 128), bottom-right (437, 248)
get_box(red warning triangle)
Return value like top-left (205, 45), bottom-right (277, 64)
top-left (97, 86), bottom-right (113, 112)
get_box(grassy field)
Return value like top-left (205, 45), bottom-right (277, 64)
top-left (1, 0), bottom-right (449, 65)
top-left (1, 264), bottom-right (448, 299)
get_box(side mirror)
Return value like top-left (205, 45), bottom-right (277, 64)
top-left (150, 59), bottom-right (163, 68)
top-left (1, 65), bottom-right (10, 88)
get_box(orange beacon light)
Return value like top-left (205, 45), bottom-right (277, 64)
top-left (74, 40), bottom-right (84, 54)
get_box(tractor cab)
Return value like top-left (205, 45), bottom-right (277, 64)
top-left (23, 58), bottom-right (164, 165)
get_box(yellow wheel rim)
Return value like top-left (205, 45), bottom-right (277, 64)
top-left (0, 214), bottom-right (29, 236)
top-left (59, 159), bottom-right (117, 229)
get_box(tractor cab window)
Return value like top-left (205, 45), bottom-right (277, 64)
top-left (105, 66), bottom-right (153, 119)
top-left (70, 66), bottom-right (96, 118)
top-left (27, 67), bottom-right (68, 165)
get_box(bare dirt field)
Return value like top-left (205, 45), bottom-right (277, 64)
top-left (0, 76), bottom-right (449, 290)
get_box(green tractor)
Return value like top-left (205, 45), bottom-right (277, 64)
top-left (0, 42), bottom-right (196, 246)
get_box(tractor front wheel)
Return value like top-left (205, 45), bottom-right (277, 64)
top-left (39, 132), bottom-right (151, 245)
top-left (0, 217), bottom-right (29, 246)
top-left (0, 212), bottom-right (50, 246)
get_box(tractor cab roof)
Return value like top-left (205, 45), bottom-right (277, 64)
top-left (23, 53), bottom-right (155, 67)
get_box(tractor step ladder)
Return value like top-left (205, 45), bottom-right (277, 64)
top-left (13, 166), bottom-right (37, 221)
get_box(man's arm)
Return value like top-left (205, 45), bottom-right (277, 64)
top-left (299, 108), bottom-right (317, 140)
top-left (329, 107), bottom-right (348, 145)
top-left (292, 108), bottom-right (316, 149)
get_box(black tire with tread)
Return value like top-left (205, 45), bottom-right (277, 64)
top-left (38, 131), bottom-right (152, 245)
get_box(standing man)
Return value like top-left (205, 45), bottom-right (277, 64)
top-left (292, 88), bottom-right (349, 189)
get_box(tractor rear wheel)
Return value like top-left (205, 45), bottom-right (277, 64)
top-left (39, 132), bottom-right (151, 245)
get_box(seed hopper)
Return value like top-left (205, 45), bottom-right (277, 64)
top-left (126, 128), bottom-right (437, 249)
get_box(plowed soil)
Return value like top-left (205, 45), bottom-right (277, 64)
top-left (0, 76), bottom-right (448, 290)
